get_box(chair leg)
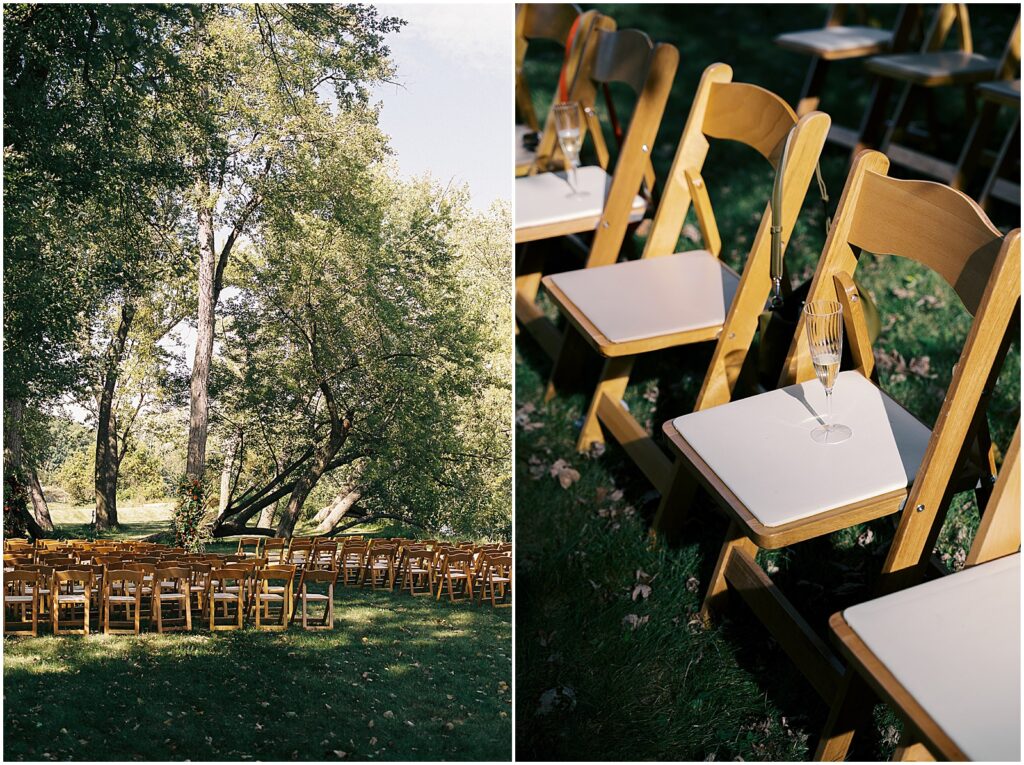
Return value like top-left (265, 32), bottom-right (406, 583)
top-left (651, 458), bottom-right (702, 540)
top-left (814, 669), bottom-right (877, 761)
top-left (952, 100), bottom-right (999, 190)
top-left (979, 116), bottom-right (1019, 212)
top-left (879, 82), bottom-right (920, 153)
top-left (544, 324), bottom-right (595, 403)
top-left (576, 355), bottom-right (635, 454)
top-left (700, 521), bottom-right (758, 623)
top-left (852, 76), bottom-right (898, 156)
top-left (796, 56), bottom-right (830, 117)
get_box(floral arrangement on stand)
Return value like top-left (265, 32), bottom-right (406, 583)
top-left (172, 476), bottom-right (212, 553)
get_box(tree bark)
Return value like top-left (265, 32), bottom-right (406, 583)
top-left (3, 397), bottom-right (53, 534)
top-left (276, 430), bottom-right (348, 538)
top-left (313, 487), bottom-right (362, 535)
top-left (94, 301), bottom-right (135, 530)
top-left (186, 193), bottom-right (216, 481)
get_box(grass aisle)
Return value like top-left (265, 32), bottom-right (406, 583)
top-left (4, 586), bottom-right (511, 761)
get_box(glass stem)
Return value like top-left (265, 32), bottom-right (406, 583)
top-left (825, 388), bottom-right (833, 431)
top-left (570, 161), bottom-right (579, 194)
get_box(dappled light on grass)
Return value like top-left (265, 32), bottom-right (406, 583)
top-left (4, 586), bottom-right (510, 761)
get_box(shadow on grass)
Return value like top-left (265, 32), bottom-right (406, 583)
top-left (4, 587), bottom-right (511, 762)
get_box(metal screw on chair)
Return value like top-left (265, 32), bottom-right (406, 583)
top-left (642, 144), bottom-right (649, 153)
top-left (850, 293), bottom-right (859, 302)
top-left (915, 504), bottom-right (925, 513)
top-left (601, 221), bottom-right (609, 228)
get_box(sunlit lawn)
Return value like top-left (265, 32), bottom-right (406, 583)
top-left (4, 583), bottom-right (511, 761)
top-left (6, 508), bottom-right (512, 761)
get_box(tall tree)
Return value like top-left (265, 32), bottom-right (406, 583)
top-left (183, 4), bottom-right (402, 486)
top-left (3, 4), bottom-right (207, 532)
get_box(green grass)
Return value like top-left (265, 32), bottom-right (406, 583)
top-left (4, 583), bottom-right (511, 761)
top-left (6, 508), bottom-right (511, 760)
top-left (516, 4), bottom-right (1020, 760)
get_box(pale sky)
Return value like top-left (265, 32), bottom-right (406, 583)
top-left (372, 3), bottom-right (512, 209)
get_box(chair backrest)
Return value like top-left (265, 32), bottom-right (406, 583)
top-left (155, 566), bottom-right (191, 586)
top-left (53, 568), bottom-right (93, 590)
top-left (533, 22), bottom-right (678, 269)
top-left (780, 150), bottom-right (1020, 587)
top-left (5, 569), bottom-right (39, 593)
top-left (311, 539), bottom-right (339, 567)
top-left (301, 568), bottom-right (337, 585)
top-left (105, 569), bottom-right (144, 589)
top-left (516, 4), bottom-right (590, 132)
top-left (209, 568), bottom-right (243, 590)
top-left (258, 565), bottom-right (295, 586)
top-left (643, 63), bottom-right (833, 411)
top-left (237, 536), bottom-right (263, 556)
top-left (966, 422), bottom-right (1021, 566)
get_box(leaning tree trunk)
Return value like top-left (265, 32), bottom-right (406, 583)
top-left (276, 411), bottom-right (351, 538)
top-left (94, 301), bottom-right (135, 530)
top-left (186, 196), bottom-right (216, 481)
top-left (3, 397), bottom-right (53, 534)
top-left (313, 488), bottom-right (362, 535)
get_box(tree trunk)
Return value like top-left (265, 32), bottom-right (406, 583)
top-left (276, 431), bottom-right (347, 538)
top-left (258, 500), bottom-right (278, 529)
top-left (186, 193), bottom-right (216, 481)
top-left (3, 397), bottom-right (53, 534)
top-left (94, 301), bottom-right (135, 530)
top-left (218, 437), bottom-right (235, 514)
top-left (313, 488), bottom-right (362, 535)
top-left (27, 468), bottom-right (53, 530)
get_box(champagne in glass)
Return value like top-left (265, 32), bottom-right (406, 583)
top-left (552, 101), bottom-right (586, 197)
top-left (803, 301), bottom-right (852, 444)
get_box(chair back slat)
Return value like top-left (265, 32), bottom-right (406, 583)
top-left (967, 423), bottom-right (1021, 566)
top-left (847, 173), bottom-right (1004, 315)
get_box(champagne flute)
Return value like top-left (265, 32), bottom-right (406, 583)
top-left (552, 101), bottom-right (586, 197)
top-left (803, 300), bottom-right (852, 444)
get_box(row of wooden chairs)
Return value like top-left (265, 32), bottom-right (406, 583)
top-left (776, 3), bottom-right (1020, 210)
top-left (3, 551), bottom-right (335, 636)
top-left (516, 5), bottom-right (1019, 761)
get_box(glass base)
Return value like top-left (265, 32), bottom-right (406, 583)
top-left (810, 423), bottom-right (852, 444)
top-left (565, 190), bottom-right (590, 198)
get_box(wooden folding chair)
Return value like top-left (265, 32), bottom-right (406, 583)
top-left (4, 570), bottom-right (40, 636)
top-left (263, 537), bottom-right (287, 565)
top-left (435, 550), bottom-right (474, 603)
top-left (775, 4), bottom-right (923, 143)
top-left (310, 539), bottom-right (339, 571)
top-left (339, 540), bottom-right (366, 586)
top-left (819, 422), bottom-right (1020, 761)
top-left (207, 567), bottom-right (245, 631)
top-left (361, 543), bottom-right (397, 590)
top-left (236, 536), bottom-right (263, 559)
top-left (516, 23), bottom-right (678, 358)
top-left (858, 6), bottom-right (1020, 180)
top-left (476, 554), bottom-right (512, 608)
top-left (296, 568), bottom-right (336, 630)
top-left (515, 4), bottom-right (593, 175)
top-left (102, 569), bottom-right (144, 635)
top-left (152, 566), bottom-right (192, 633)
top-left (543, 64), bottom-right (831, 496)
top-left (286, 539), bottom-right (314, 574)
top-left (398, 546), bottom-right (435, 597)
top-left (51, 569), bottom-right (94, 635)
top-left (951, 23), bottom-right (1021, 210)
top-left (657, 150), bottom-right (1019, 723)
top-left (254, 566), bottom-right (295, 630)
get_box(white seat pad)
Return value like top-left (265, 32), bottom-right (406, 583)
top-left (979, 78), bottom-right (1021, 103)
top-left (775, 26), bottom-right (892, 54)
top-left (548, 250), bottom-right (740, 343)
top-left (844, 554), bottom-right (1020, 761)
top-left (516, 124), bottom-right (537, 167)
top-left (868, 51), bottom-right (996, 80)
top-left (515, 165), bottom-right (646, 232)
top-left (670, 371), bottom-right (931, 527)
